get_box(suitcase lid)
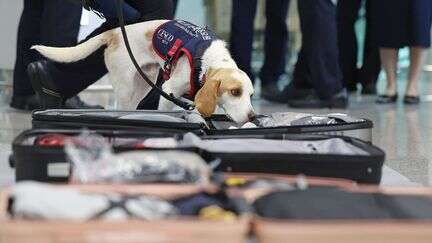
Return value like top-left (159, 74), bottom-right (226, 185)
top-left (32, 109), bottom-right (208, 130)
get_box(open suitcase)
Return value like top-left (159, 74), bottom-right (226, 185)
top-left (11, 129), bottom-right (385, 184)
top-left (32, 109), bottom-right (374, 142)
top-left (0, 174), bottom-right (357, 243)
top-left (0, 184), bottom-right (250, 243)
top-left (2, 179), bottom-right (432, 243)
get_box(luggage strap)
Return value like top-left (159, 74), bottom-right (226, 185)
top-left (90, 195), bottom-right (141, 219)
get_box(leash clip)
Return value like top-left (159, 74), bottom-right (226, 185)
top-left (163, 55), bottom-right (175, 80)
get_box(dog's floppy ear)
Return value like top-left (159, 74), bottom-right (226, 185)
top-left (195, 75), bottom-right (221, 117)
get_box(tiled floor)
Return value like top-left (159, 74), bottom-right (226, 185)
top-left (1, 66), bottom-right (432, 188)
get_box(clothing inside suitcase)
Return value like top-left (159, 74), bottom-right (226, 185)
top-left (181, 133), bottom-right (368, 155)
top-left (181, 133), bottom-right (384, 184)
top-left (7, 182), bottom-right (247, 221)
top-left (22, 131), bottom-right (368, 155)
top-left (208, 112), bottom-right (366, 130)
top-left (17, 130), bottom-right (373, 156)
top-left (253, 187), bottom-right (432, 220)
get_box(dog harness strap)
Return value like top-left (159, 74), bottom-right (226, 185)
top-left (168, 39), bottom-right (183, 57)
top-left (163, 39), bottom-right (183, 80)
top-left (152, 20), bottom-right (218, 98)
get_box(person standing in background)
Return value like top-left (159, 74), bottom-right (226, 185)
top-left (284, 0), bottom-right (348, 108)
top-left (337, 0), bottom-right (380, 95)
top-left (27, 0), bottom-right (174, 110)
top-left (10, 0), bottom-right (99, 110)
top-left (229, 0), bottom-right (290, 100)
top-left (374, 0), bottom-right (432, 104)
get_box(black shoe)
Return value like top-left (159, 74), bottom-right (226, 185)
top-left (376, 94), bottom-right (398, 104)
top-left (403, 95), bottom-right (420, 105)
top-left (287, 89), bottom-right (349, 109)
top-left (361, 82), bottom-right (377, 95)
top-left (347, 83), bottom-right (358, 92)
top-left (261, 82), bottom-right (280, 100)
top-left (10, 94), bottom-right (41, 111)
top-left (64, 96), bottom-right (104, 109)
top-left (28, 60), bottom-right (63, 109)
top-left (263, 82), bottom-right (314, 103)
top-left (28, 60), bottom-right (104, 110)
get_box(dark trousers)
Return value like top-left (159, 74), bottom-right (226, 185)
top-left (337, 0), bottom-right (380, 88)
top-left (173, 0), bottom-right (178, 14)
top-left (293, 0), bottom-right (344, 99)
top-left (230, 0), bottom-right (290, 85)
top-left (13, 0), bottom-right (82, 96)
top-left (48, 0), bottom-right (174, 99)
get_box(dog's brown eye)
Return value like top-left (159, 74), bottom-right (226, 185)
top-left (231, 89), bottom-right (242, 97)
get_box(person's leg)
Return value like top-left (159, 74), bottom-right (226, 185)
top-left (287, 0), bottom-right (347, 108)
top-left (126, 0), bottom-right (174, 21)
top-left (297, 0), bottom-right (344, 100)
top-left (404, 0), bottom-right (432, 102)
top-left (41, 0), bottom-right (82, 47)
top-left (49, 0), bottom-right (174, 98)
top-left (29, 0), bottom-right (175, 109)
top-left (337, 0), bottom-right (362, 91)
top-left (379, 48), bottom-right (399, 96)
top-left (406, 47), bottom-right (428, 97)
top-left (260, 0), bottom-right (290, 88)
top-left (53, 0), bottom-right (174, 98)
top-left (229, 0), bottom-right (258, 82)
top-left (358, 0), bottom-right (381, 94)
top-left (11, 0), bottom-right (43, 109)
top-left (173, 0), bottom-right (179, 15)
top-left (42, 20), bottom-right (116, 99)
top-left (372, 0), bottom-right (407, 103)
top-left (36, 0), bottom-right (104, 109)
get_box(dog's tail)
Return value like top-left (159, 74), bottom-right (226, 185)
top-left (31, 32), bottom-right (110, 63)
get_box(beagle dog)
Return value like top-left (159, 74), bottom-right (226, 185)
top-left (32, 20), bottom-right (256, 124)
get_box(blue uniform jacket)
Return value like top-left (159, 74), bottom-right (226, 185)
top-left (89, 0), bottom-right (140, 22)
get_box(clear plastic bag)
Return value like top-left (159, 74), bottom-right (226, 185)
top-left (65, 131), bottom-right (211, 184)
top-left (257, 112), bottom-right (313, 127)
top-left (257, 112), bottom-right (362, 127)
top-left (11, 182), bottom-right (178, 221)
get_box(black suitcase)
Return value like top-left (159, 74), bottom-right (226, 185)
top-left (31, 109), bottom-right (207, 134)
top-left (11, 129), bottom-right (385, 184)
top-left (32, 109), bottom-right (373, 142)
top-left (10, 129), bottom-right (185, 182)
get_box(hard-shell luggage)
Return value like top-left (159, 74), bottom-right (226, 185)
top-left (11, 129), bottom-right (385, 184)
top-left (31, 109), bottom-right (374, 142)
top-left (10, 129), bottom-right (184, 182)
top-left (252, 187), bottom-right (432, 243)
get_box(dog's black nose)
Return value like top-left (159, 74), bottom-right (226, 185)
top-left (248, 112), bottom-right (256, 121)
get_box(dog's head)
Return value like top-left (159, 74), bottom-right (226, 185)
top-left (195, 68), bottom-right (255, 124)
